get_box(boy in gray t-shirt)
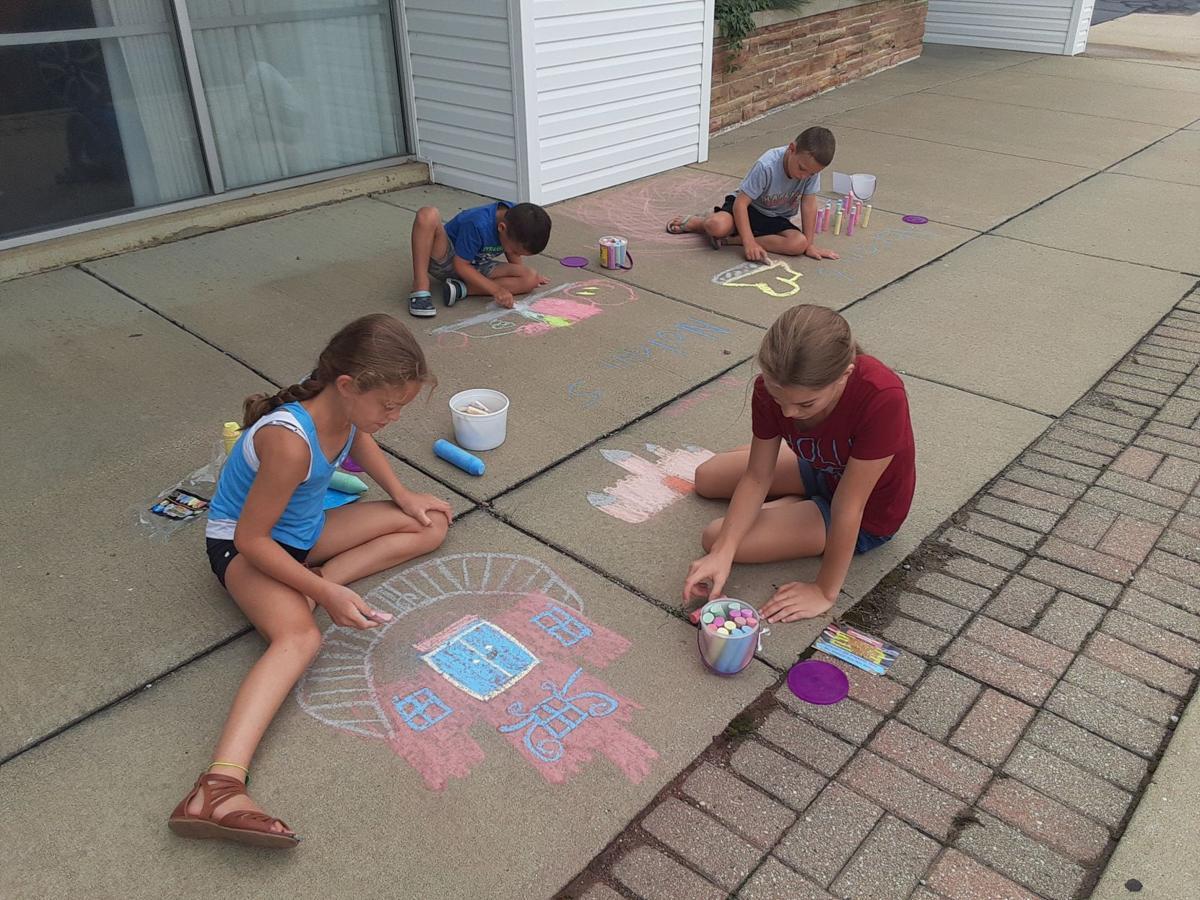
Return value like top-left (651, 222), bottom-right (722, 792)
top-left (668, 126), bottom-right (839, 263)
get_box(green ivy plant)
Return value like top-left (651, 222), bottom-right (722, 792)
top-left (716, 0), bottom-right (810, 64)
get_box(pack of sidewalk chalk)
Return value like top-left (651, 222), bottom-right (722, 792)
top-left (814, 622), bottom-right (899, 675)
top-left (149, 488), bottom-right (209, 520)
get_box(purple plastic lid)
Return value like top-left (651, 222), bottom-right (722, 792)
top-left (786, 659), bottom-right (849, 705)
top-left (902, 215), bottom-right (929, 225)
top-left (560, 256), bottom-right (589, 267)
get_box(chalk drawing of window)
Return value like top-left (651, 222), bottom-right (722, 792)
top-left (392, 688), bottom-right (452, 732)
top-left (531, 605), bottom-right (592, 647)
top-left (419, 617), bottom-right (539, 701)
top-left (499, 668), bottom-right (618, 763)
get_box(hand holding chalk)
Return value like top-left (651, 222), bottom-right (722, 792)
top-left (318, 583), bottom-right (382, 630)
top-left (434, 439), bottom-right (485, 476)
top-left (683, 552), bottom-right (731, 606)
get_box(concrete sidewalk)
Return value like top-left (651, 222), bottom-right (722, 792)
top-left (2, 21), bottom-right (1199, 900)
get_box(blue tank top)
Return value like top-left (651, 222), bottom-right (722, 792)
top-left (206, 402), bottom-right (355, 549)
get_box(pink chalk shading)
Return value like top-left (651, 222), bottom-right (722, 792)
top-left (587, 444), bottom-right (715, 524)
top-left (432, 279), bottom-right (636, 348)
top-left (517, 296), bottom-right (605, 335)
top-left (553, 169), bottom-right (739, 246)
top-left (376, 593), bottom-right (652, 790)
top-left (295, 555), bottom-right (658, 794)
top-left (662, 374), bottom-right (748, 418)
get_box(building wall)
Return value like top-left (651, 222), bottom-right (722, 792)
top-left (1071, 0), bottom-right (1096, 54)
top-left (925, 0), bottom-right (1091, 55)
top-left (527, 0), bottom-right (714, 204)
top-left (710, 0), bottom-right (928, 134)
top-left (401, 0), bottom-right (520, 198)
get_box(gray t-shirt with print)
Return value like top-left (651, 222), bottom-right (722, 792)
top-left (738, 146), bottom-right (821, 218)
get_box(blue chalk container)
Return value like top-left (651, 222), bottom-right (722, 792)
top-left (434, 439), bottom-right (485, 476)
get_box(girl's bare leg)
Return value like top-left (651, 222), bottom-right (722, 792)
top-left (693, 443), bottom-right (805, 500)
top-left (308, 499), bottom-right (449, 585)
top-left (695, 443), bottom-right (826, 562)
top-left (187, 502), bottom-right (448, 831)
top-left (187, 561), bottom-right (325, 834)
top-left (701, 496), bottom-right (827, 562)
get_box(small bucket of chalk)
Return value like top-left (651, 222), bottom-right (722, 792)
top-left (449, 389), bottom-right (510, 452)
top-left (696, 599), bottom-right (761, 676)
top-left (598, 235), bottom-right (632, 270)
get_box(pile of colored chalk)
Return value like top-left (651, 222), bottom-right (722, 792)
top-left (701, 600), bottom-right (758, 638)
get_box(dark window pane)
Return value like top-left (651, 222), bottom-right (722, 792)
top-left (0, 1), bottom-right (168, 35)
top-left (0, 30), bottom-right (208, 239)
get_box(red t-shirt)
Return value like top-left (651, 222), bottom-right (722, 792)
top-left (751, 355), bottom-right (915, 536)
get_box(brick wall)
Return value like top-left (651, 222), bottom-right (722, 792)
top-left (710, 0), bottom-right (928, 133)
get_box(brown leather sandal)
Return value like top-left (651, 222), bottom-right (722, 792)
top-left (168, 772), bottom-right (300, 849)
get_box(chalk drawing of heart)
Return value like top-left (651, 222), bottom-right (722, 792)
top-left (587, 444), bottom-right (715, 524)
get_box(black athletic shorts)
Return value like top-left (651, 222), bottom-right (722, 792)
top-left (715, 194), bottom-right (800, 237)
top-left (206, 537), bottom-right (310, 588)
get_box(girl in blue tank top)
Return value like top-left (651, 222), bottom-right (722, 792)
top-left (169, 314), bottom-right (452, 849)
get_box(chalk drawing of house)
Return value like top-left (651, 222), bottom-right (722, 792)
top-left (295, 553), bottom-right (657, 791)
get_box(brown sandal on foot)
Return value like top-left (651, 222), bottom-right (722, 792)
top-left (168, 772), bottom-right (300, 849)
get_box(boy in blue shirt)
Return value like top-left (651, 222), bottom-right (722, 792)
top-left (667, 126), bottom-right (839, 263)
top-left (407, 200), bottom-right (552, 317)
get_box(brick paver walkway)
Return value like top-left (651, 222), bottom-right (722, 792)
top-left (563, 291), bottom-right (1200, 900)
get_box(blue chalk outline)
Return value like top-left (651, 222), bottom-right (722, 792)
top-left (392, 688), bottom-right (453, 732)
top-left (531, 605), bottom-right (592, 647)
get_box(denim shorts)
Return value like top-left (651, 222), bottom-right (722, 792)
top-left (428, 248), bottom-right (499, 281)
top-left (797, 459), bottom-right (892, 555)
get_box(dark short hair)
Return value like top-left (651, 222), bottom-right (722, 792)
top-left (794, 126), bottom-right (835, 167)
top-left (504, 203), bottom-right (552, 254)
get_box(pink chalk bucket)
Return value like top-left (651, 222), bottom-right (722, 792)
top-left (787, 659), bottom-right (849, 705)
top-left (696, 599), bottom-right (762, 676)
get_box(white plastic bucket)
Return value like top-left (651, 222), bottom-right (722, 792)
top-left (850, 173), bottom-right (877, 200)
top-left (449, 389), bottom-right (510, 451)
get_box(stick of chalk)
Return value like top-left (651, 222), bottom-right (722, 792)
top-left (328, 471), bottom-right (369, 494)
top-left (433, 439), bottom-right (485, 476)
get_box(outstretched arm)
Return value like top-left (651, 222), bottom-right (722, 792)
top-left (683, 434), bottom-right (781, 603)
top-left (760, 454), bottom-right (892, 622)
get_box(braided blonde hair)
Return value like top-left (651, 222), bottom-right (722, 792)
top-left (242, 314), bottom-right (434, 427)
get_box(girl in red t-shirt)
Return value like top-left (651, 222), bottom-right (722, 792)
top-left (684, 305), bottom-right (915, 622)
